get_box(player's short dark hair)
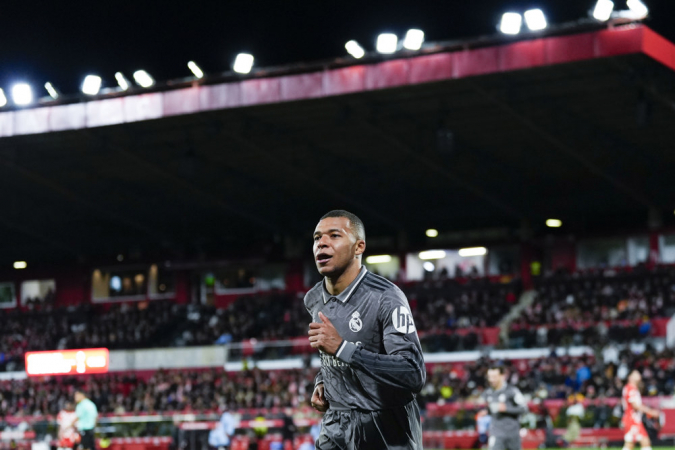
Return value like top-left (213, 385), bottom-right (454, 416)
top-left (320, 210), bottom-right (366, 241)
top-left (488, 365), bottom-right (505, 374)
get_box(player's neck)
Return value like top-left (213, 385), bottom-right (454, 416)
top-left (325, 260), bottom-right (362, 295)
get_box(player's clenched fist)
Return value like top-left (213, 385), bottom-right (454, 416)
top-left (308, 312), bottom-right (343, 355)
top-left (310, 383), bottom-right (329, 412)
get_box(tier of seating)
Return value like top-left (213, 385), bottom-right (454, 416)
top-left (508, 265), bottom-right (675, 348)
top-left (2, 346), bottom-right (672, 418)
top-left (0, 277), bottom-right (520, 371)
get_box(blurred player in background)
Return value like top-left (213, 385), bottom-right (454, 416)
top-left (57, 402), bottom-right (80, 450)
top-left (208, 406), bottom-right (236, 450)
top-left (475, 409), bottom-right (492, 449)
top-left (622, 370), bottom-right (660, 450)
top-left (481, 367), bottom-right (528, 450)
top-left (306, 210), bottom-right (425, 449)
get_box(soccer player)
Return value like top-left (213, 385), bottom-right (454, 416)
top-left (57, 402), bottom-right (80, 450)
top-left (622, 370), bottom-right (660, 450)
top-left (476, 410), bottom-right (492, 449)
top-left (208, 405), bottom-right (236, 450)
top-left (305, 210), bottom-right (425, 450)
top-left (481, 367), bottom-right (528, 450)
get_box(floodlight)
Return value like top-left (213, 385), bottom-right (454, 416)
top-left (188, 61), bottom-right (204, 78)
top-left (233, 53), bottom-right (254, 74)
top-left (403, 29), bottom-right (424, 50)
top-left (546, 219), bottom-right (562, 228)
top-left (115, 72), bottom-right (130, 90)
top-left (626, 0), bottom-right (648, 18)
top-left (524, 9), bottom-right (547, 31)
top-left (376, 33), bottom-right (398, 54)
top-left (345, 40), bottom-right (365, 59)
top-left (11, 83), bottom-right (33, 105)
top-left (423, 262), bottom-right (435, 272)
top-left (13, 261), bottom-right (27, 269)
top-left (44, 82), bottom-right (59, 99)
top-left (81, 75), bottom-right (102, 95)
top-left (593, 0), bottom-right (614, 21)
top-left (500, 12), bottom-right (522, 35)
top-left (133, 70), bottom-right (155, 88)
top-left (426, 229), bottom-right (439, 238)
top-left (0, 89), bottom-right (6, 107)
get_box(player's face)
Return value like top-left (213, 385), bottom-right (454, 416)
top-left (313, 217), bottom-right (363, 277)
top-left (487, 369), bottom-right (504, 389)
top-left (629, 370), bottom-right (642, 384)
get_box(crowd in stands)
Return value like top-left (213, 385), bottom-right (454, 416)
top-left (419, 345), bottom-right (675, 408)
top-left (0, 277), bottom-right (521, 371)
top-left (1, 265), bottom-right (672, 374)
top-left (1, 345), bottom-right (672, 418)
top-left (403, 278), bottom-right (518, 329)
top-left (508, 266), bottom-right (675, 348)
top-left (0, 301), bottom-right (181, 371)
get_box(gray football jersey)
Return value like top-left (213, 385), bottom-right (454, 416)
top-left (482, 384), bottom-right (528, 437)
top-left (304, 266), bottom-right (426, 411)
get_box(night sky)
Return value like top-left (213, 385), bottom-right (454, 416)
top-left (1, 0), bottom-right (673, 96)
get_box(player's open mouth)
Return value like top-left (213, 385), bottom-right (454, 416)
top-left (316, 253), bottom-right (332, 264)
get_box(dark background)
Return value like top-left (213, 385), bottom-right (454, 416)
top-left (1, 0), bottom-right (673, 95)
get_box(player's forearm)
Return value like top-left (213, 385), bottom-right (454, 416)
top-left (335, 341), bottom-right (425, 392)
top-left (638, 404), bottom-right (658, 416)
top-left (505, 404), bottom-right (528, 415)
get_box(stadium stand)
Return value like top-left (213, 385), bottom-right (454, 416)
top-left (0, 276), bottom-right (520, 371)
top-left (1, 15), bottom-right (675, 450)
top-left (508, 265), bottom-right (675, 348)
top-left (2, 347), bottom-right (673, 418)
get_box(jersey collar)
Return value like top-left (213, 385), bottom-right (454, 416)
top-left (322, 266), bottom-right (368, 304)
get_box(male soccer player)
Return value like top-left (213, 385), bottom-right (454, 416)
top-left (481, 367), bottom-right (528, 450)
top-left (476, 410), bottom-right (492, 449)
top-left (208, 405), bottom-right (236, 450)
top-left (57, 402), bottom-right (80, 450)
top-left (622, 370), bottom-right (660, 450)
top-left (305, 210), bottom-right (425, 450)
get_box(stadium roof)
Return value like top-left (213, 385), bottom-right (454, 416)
top-left (1, 24), bottom-right (675, 265)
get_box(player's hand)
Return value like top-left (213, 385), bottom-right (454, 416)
top-left (311, 384), bottom-right (329, 413)
top-left (648, 409), bottom-right (660, 419)
top-left (498, 403), bottom-right (507, 412)
top-left (309, 312), bottom-right (344, 355)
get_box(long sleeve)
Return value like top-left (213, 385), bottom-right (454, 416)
top-left (314, 370), bottom-right (324, 387)
top-left (306, 292), bottom-right (325, 388)
top-left (335, 292), bottom-right (425, 393)
top-left (504, 388), bottom-right (528, 415)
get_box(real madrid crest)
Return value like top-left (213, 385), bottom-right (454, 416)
top-left (349, 311), bottom-right (362, 332)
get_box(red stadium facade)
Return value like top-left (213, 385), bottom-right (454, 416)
top-left (0, 25), bottom-right (673, 136)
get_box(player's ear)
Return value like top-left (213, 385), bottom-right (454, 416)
top-left (355, 239), bottom-right (366, 257)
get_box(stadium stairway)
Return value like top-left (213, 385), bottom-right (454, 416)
top-left (498, 290), bottom-right (536, 346)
